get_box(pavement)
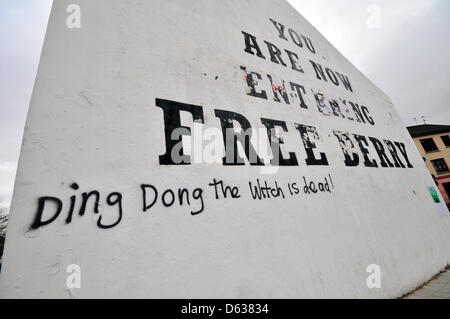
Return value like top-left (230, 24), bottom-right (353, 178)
top-left (403, 266), bottom-right (450, 299)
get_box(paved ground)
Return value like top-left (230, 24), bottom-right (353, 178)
top-left (403, 266), bottom-right (450, 299)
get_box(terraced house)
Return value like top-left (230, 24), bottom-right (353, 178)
top-left (408, 124), bottom-right (450, 205)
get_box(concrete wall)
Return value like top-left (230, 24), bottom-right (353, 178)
top-left (0, 0), bottom-right (449, 298)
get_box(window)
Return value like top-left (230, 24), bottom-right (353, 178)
top-left (441, 135), bottom-right (450, 147)
top-left (431, 158), bottom-right (449, 174)
top-left (420, 138), bottom-right (438, 152)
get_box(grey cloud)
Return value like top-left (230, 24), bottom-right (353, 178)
top-left (288, 0), bottom-right (450, 126)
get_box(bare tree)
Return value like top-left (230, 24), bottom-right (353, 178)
top-left (0, 206), bottom-right (8, 261)
top-left (0, 212), bottom-right (7, 238)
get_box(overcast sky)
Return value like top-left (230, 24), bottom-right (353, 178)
top-left (0, 0), bottom-right (449, 208)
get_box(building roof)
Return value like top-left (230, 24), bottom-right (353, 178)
top-left (407, 124), bottom-right (450, 138)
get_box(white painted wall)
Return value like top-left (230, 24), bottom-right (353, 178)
top-left (0, 0), bottom-right (448, 298)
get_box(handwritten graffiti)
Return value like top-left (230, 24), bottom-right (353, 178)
top-left (30, 183), bottom-right (122, 230)
top-left (141, 184), bottom-right (204, 215)
top-left (30, 175), bottom-right (339, 231)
